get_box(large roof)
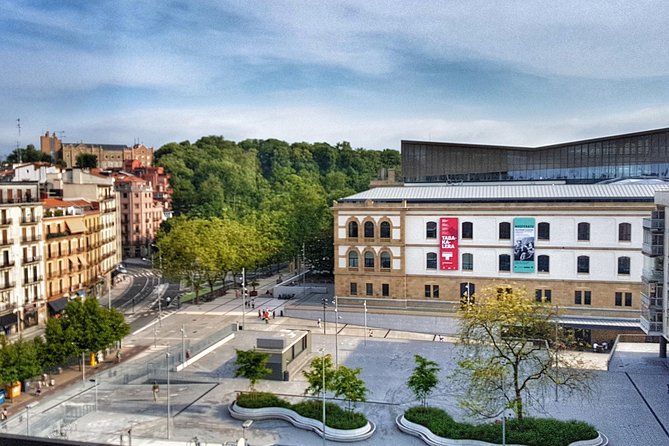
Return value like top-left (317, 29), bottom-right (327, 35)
top-left (338, 182), bottom-right (669, 203)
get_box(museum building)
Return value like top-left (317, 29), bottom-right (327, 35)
top-left (333, 128), bottom-right (669, 343)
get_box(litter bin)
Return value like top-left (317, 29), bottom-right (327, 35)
top-left (0, 389), bottom-right (5, 404)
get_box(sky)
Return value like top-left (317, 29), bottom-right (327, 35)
top-left (1, 1), bottom-right (669, 155)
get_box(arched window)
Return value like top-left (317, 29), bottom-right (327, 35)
top-left (618, 223), bottom-right (631, 242)
top-left (618, 256), bottom-right (630, 275)
top-left (348, 221), bottom-right (358, 238)
top-left (426, 252), bottom-right (437, 269)
top-left (426, 221), bottom-right (437, 239)
top-left (577, 255), bottom-right (590, 273)
top-left (462, 221), bottom-right (473, 239)
top-left (380, 221), bottom-right (391, 239)
top-left (364, 251), bottom-right (375, 268)
top-left (499, 254), bottom-right (511, 272)
top-left (577, 222), bottom-right (590, 241)
top-left (499, 222), bottom-right (511, 240)
top-left (380, 252), bottom-right (391, 269)
top-left (462, 253), bottom-right (473, 271)
top-left (538, 222), bottom-right (550, 240)
top-left (364, 221), bottom-right (374, 238)
top-left (538, 255), bottom-right (550, 272)
top-left (348, 251), bottom-right (359, 268)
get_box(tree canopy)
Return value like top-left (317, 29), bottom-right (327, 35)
top-left (234, 349), bottom-right (271, 392)
top-left (154, 136), bottom-right (400, 269)
top-left (453, 285), bottom-right (594, 421)
top-left (5, 144), bottom-right (52, 163)
top-left (407, 355), bottom-right (440, 407)
top-left (75, 153), bottom-right (98, 168)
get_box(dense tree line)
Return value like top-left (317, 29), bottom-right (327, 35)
top-left (155, 137), bottom-right (400, 271)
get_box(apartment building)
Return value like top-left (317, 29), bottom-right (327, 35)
top-left (0, 183), bottom-right (45, 337)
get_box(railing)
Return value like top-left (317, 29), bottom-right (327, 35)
top-left (643, 217), bottom-right (665, 231)
top-left (0, 301), bottom-right (16, 312)
top-left (21, 235), bottom-right (42, 243)
top-left (23, 276), bottom-right (43, 285)
top-left (0, 281), bottom-right (16, 290)
top-left (641, 268), bottom-right (663, 282)
top-left (0, 218), bottom-right (12, 226)
top-left (20, 217), bottom-right (42, 225)
top-left (0, 238), bottom-right (14, 246)
top-left (0, 260), bottom-right (15, 269)
top-left (642, 241), bottom-right (663, 256)
top-left (640, 314), bottom-right (663, 334)
top-left (640, 291), bottom-right (663, 309)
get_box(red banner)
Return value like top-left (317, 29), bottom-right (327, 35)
top-left (439, 218), bottom-right (459, 270)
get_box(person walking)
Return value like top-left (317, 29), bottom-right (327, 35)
top-left (1, 407), bottom-right (8, 422)
top-left (115, 350), bottom-right (122, 363)
top-left (317, 318), bottom-right (322, 328)
top-left (152, 382), bottom-right (160, 401)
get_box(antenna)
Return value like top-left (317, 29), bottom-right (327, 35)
top-left (16, 118), bottom-right (22, 162)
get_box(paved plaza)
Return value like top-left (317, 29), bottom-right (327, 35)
top-left (2, 273), bottom-right (669, 446)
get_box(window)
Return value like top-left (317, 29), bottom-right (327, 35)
top-left (350, 282), bottom-right (357, 295)
top-left (577, 222), bottom-right (590, 241)
top-left (617, 256), bottom-right (630, 275)
top-left (538, 222), bottom-right (550, 240)
top-left (380, 252), bottom-right (391, 269)
top-left (364, 221), bottom-right (374, 238)
top-left (366, 283), bottom-right (373, 296)
top-left (426, 252), bottom-right (437, 269)
top-left (364, 251), bottom-right (375, 268)
top-left (584, 290), bottom-right (591, 305)
top-left (425, 284), bottom-right (439, 298)
top-left (462, 253), bottom-right (473, 271)
top-left (462, 221), bottom-right (473, 239)
top-left (426, 221), bottom-right (437, 239)
top-left (499, 254), bottom-right (511, 272)
top-left (577, 255), bottom-right (590, 273)
top-left (380, 221), bottom-right (391, 239)
top-left (618, 223), bottom-right (631, 242)
top-left (537, 255), bottom-right (550, 272)
top-left (348, 251), bottom-right (359, 268)
top-left (576, 290), bottom-right (592, 305)
top-left (499, 222), bottom-right (511, 240)
top-left (348, 221), bottom-right (358, 238)
top-left (535, 289), bottom-right (552, 303)
top-left (625, 292), bottom-right (632, 306)
top-left (382, 283), bottom-right (389, 297)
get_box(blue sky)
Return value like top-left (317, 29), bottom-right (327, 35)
top-left (1, 1), bottom-right (669, 155)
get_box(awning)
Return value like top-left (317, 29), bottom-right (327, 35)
top-left (65, 219), bottom-right (87, 234)
top-left (0, 312), bottom-right (18, 329)
top-left (48, 297), bottom-right (69, 314)
top-left (77, 255), bottom-right (88, 266)
top-left (558, 316), bottom-right (640, 329)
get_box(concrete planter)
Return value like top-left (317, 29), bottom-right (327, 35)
top-left (229, 402), bottom-right (376, 442)
top-left (396, 414), bottom-right (608, 446)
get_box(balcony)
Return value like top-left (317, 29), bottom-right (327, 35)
top-left (47, 230), bottom-right (71, 240)
top-left (0, 301), bottom-right (16, 312)
top-left (0, 238), bottom-right (14, 247)
top-left (640, 314), bottom-right (663, 335)
top-left (0, 218), bottom-right (12, 227)
top-left (47, 270), bottom-right (69, 279)
top-left (642, 241), bottom-right (663, 257)
top-left (22, 256), bottom-right (42, 265)
top-left (642, 268), bottom-right (664, 283)
top-left (643, 217), bottom-right (665, 232)
top-left (0, 260), bottom-right (15, 270)
top-left (20, 235), bottom-right (42, 244)
top-left (0, 281), bottom-right (15, 290)
top-left (20, 217), bottom-right (42, 225)
top-left (23, 276), bottom-right (43, 286)
top-left (640, 291), bottom-right (663, 310)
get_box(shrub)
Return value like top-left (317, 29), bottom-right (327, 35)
top-left (236, 392), bottom-right (367, 430)
top-left (405, 406), bottom-right (598, 446)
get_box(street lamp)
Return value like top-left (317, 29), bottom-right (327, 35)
top-left (321, 297), bottom-right (327, 335)
top-left (25, 402), bottom-right (37, 436)
top-left (333, 303), bottom-right (339, 367)
top-left (242, 420), bottom-right (253, 443)
top-left (320, 347), bottom-right (326, 446)
top-left (180, 324), bottom-right (186, 364)
top-left (363, 300), bottom-right (368, 347)
top-left (165, 350), bottom-right (171, 440)
top-left (89, 378), bottom-right (98, 411)
top-left (242, 268), bottom-right (246, 330)
top-left (81, 351), bottom-right (86, 385)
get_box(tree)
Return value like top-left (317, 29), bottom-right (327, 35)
top-left (303, 353), bottom-right (337, 396)
top-left (0, 338), bottom-right (43, 387)
top-left (5, 144), bottom-right (52, 163)
top-left (453, 285), bottom-right (594, 420)
top-left (75, 153), bottom-right (98, 168)
top-left (332, 365), bottom-right (367, 411)
top-left (234, 349), bottom-right (271, 393)
top-left (407, 355), bottom-right (440, 408)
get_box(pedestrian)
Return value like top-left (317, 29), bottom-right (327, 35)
top-left (258, 309), bottom-right (261, 318)
top-left (252, 302), bottom-right (255, 309)
top-left (317, 318), bottom-right (321, 328)
top-left (115, 350), bottom-right (122, 363)
top-left (1, 407), bottom-right (7, 423)
top-left (272, 310), bottom-right (275, 319)
top-left (97, 351), bottom-right (104, 365)
top-left (186, 350), bottom-right (191, 360)
top-left (369, 329), bottom-right (374, 337)
top-left (152, 382), bottom-right (160, 401)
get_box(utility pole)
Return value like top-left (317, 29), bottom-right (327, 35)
top-left (242, 268), bottom-right (246, 330)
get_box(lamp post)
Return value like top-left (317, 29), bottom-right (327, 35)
top-left (158, 297), bottom-right (162, 327)
top-left (180, 324), bottom-right (186, 364)
top-left (165, 350), bottom-right (171, 440)
top-left (107, 276), bottom-right (112, 310)
top-left (89, 378), bottom-right (98, 411)
top-left (363, 300), bottom-right (368, 347)
top-left (242, 420), bottom-right (253, 443)
top-left (321, 298), bottom-right (327, 335)
top-left (333, 297), bottom-right (339, 367)
top-left (555, 304), bottom-right (559, 402)
top-left (242, 268), bottom-right (246, 330)
top-left (82, 351), bottom-right (86, 385)
top-left (25, 402), bottom-right (37, 436)
top-left (320, 348), bottom-right (326, 446)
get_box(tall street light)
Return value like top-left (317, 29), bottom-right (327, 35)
top-left (320, 348), bottom-right (326, 446)
top-left (25, 402), bottom-right (37, 437)
top-left (242, 268), bottom-right (246, 330)
top-left (363, 300), bottom-right (368, 347)
top-left (333, 297), bottom-right (339, 367)
top-left (165, 349), bottom-right (171, 440)
top-left (89, 378), bottom-right (98, 411)
top-left (180, 324), bottom-right (186, 365)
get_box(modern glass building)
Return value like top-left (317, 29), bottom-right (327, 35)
top-left (402, 127), bottom-right (669, 184)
